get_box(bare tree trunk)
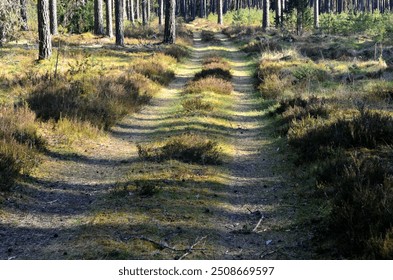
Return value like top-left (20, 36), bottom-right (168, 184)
top-left (159, 0), bottom-right (164, 24)
top-left (262, 0), bottom-right (269, 31)
top-left (20, 0), bottom-right (29, 31)
top-left (49, 0), bottom-right (58, 35)
top-left (38, 0), bottom-right (52, 59)
top-left (217, 0), bottom-right (223, 25)
top-left (136, 0), bottom-right (140, 20)
top-left (147, 0), bottom-right (151, 21)
top-left (94, 0), bottom-right (104, 35)
top-left (106, 0), bottom-right (114, 37)
top-left (163, 0), bottom-right (176, 44)
top-left (142, 0), bottom-right (147, 25)
top-left (130, 0), bottom-right (135, 23)
top-left (275, 0), bottom-right (281, 27)
top-left (115, 0), bottom-right (124, 46)
top-left (314, 0), bottom-right (319, 28)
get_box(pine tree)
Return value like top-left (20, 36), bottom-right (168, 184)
top-left (163, 0), bottom-right (176, 44)
top-left (115, 0), bottom-right (124, 46)
top-left (94, 0), bottom-right (104, 35)
top-left (37, 0), bottom-right (52, 59)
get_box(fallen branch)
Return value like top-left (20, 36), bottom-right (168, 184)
top-left (135, 235), bottom-right (183, 251)
top-left (252, 216), bottom-right (265, 232)
top-left (133, 235), bottom-right (207, 258)
top-left (178, 236), bottom-right (207, 260)
top-left (260, 250), bottom-right (276, 259)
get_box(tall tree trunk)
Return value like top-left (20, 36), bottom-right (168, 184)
top-left (262, 0), bottom-right (269, 31)
top-left (159, 0), bottom-right (164, 24)
top-left (217, 0), bottom-right (223, 25)
top-left (94, 0), bottom-right (104, 35)
top-left (136, 0), bottom-right (140, 20)
top-left (142, 0), bottom-right (147, 25)
top-left (163, 0), bottom-right (176, 44)
top-left (147, 0), bottom-right (151, 21)
top-left (314, 0), bottom-right (319, 28)
top-left (130, 0), bottom-right (135, 23)
top-left (49, 0), bottom-right (58, 35)
top-left (37, 0), bottom-right (52, 59)
top-left (115, 0), bottom-right (124, 45)
top-left (20, 0), bottom-right (29, 31)
top-left (275, 0), bottom-right (281, 27)
top-left (106, 0), bottom-right (114, 37)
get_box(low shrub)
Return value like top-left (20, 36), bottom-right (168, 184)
top-left (184, 77), bottom-right (233, 95)
top-left (193, 57), bottom-right (232, 81)
top-left (258, 73), bottom-right (289, 100)
top-left (28, 73), bottom-right (155, 130)
top-left (365, 81), bottom-right (393, 103)
top-left (0, 106), bottom-right (43, 191)
top-left (201, 30), bottom-right (217, 42)
top-left (288, 110), bottom-right (393, 161)
top-left (124, 23), bottom-right (159, 39)
top-left (137, 133), bottom-right (222, 165)
top-left (325, 153), bottom-right (393, 259)
top-left (162, 44), bottom-right (189, 61)
top-left (194, 68), bottom-right (232, 82)
top-left (132, 54), bottom-right (175, 85)
top-left (272, 96), bottom-right (331, 133)
top-left (182, 97), bottom-right (213, 113)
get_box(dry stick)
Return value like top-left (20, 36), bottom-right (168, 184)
top-left (260, 250), bottom-right (276, 259)
top-left (178, 236), bottom-right (207, 260)
top-left (135, 235), bottom-right (207, 256)
top-left (252, 216), bottom-right (265, 232)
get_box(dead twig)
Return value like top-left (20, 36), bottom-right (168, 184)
top-left (252, 216), bottom-right (265, 232)
top-left (134, 235), bottom-right (207, 258)
top-left (260, 250), bottom-right (276, 259)
top-left (135, 235), bottom-right (183, 251)
top-left (178, 236), bottom-right (207, 260)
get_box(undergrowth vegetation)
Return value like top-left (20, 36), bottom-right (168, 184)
top-left (261, 44), bottom-right (393, 259)
top-left (0, 106), bottom-right (44, 191)
top-left (27, 58), bottom-right (168, 130)
top-left (0, 32), bottom-right (181, 192)
top-left (137, 133), bottom-right (222, 165)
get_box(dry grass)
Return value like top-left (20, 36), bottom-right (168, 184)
top-left (0, 106), bottom-right (44, 191)
top-left (184, 77), bottom-right (233, 95)
top-left (138, 133), bottom-right (223, 165)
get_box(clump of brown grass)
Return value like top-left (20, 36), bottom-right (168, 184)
top-left (0, 106), bottom-right (44, 191)
top-left (182, 97), bottom-right (213, 113)
top-left (137, 133), bottom-right (222, 165)
top-left (184, 77), bottom-right (233, 95)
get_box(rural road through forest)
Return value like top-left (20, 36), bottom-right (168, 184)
top-left (0, 30), bottom-right (311, 259)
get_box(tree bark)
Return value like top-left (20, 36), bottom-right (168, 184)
top-left (163, 0), bottom-right (176, 44)
top-left (136, 0), bottom-right (140, 20)
top-left (262, 0), bottom-right (269, 31)
top-left (37, 0), bottom-right (52, 59)
top-left (314, 0), bottom-right (319, 28)
top-left (106, 0), bottom-right (114, 37)
top-left (159, 0), bottom-right (164, 25)
top-left (275, 0), bottom-right (281, 27)
top-left (130, 0), bottom-right (135, 23)
top-left (147, 0), bottom-right (151, 21)
top-left (217, 0), bottom-right (223, 25)
top-left (142, 0), bottom-right (147, 25)
top-left (115, 0), bottom-right (124, 46)
top-left (49, 0), bottom-right (58, 35)
top-left (94, 0), bottom-right (104, 35)
top-left (20, 0), bottom-right (29, 31)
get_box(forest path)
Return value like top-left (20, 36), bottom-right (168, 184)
top-left (0, 30), bottom-right (311, 260)
top-left (207, 33), bottom-right (312, 259)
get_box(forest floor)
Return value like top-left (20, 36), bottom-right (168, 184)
top-left (0, 29), bottom-right (312, 259)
